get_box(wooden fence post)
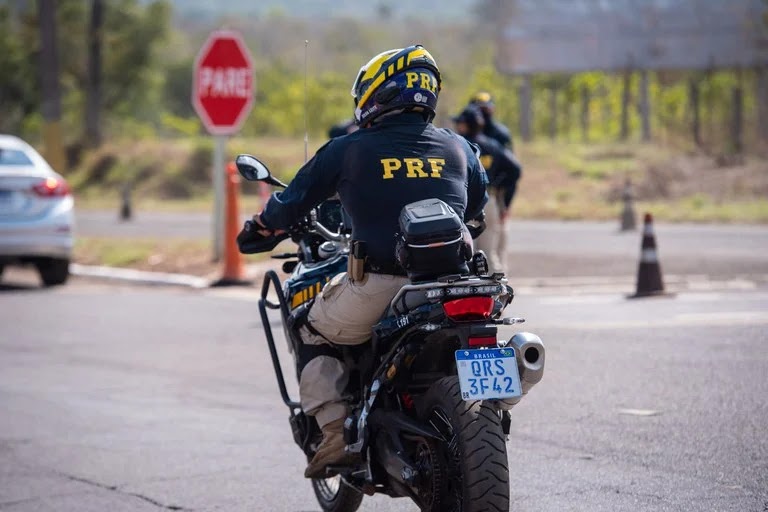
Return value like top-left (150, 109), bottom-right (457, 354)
top-left (689, 78), bottom-right (701, 147)
top-left (639, 70), bottom-right (651, 142)
top-left (731, 85), bottom-right (743, 154)
top-left (620, 69), bottom-right (631, 140)
top-left (549, 85), bottom-right (558, 140)
top-left (580, 85), bottom-right (590, 143)
top-left (519, 75), bottom-right (532, 141)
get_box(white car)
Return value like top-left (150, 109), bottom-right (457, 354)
top-left (0, 134), bottom-right (74, 286)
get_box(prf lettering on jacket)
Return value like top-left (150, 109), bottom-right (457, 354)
top-left (380, 157), bottom-right (445, 179)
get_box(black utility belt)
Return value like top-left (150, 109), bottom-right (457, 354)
top-left (364, 260), bottom-right (407, 277)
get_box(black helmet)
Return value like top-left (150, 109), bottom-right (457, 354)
top-left (350, 45), bottom-right (442, 126)
top-left (451, 105), bottom-right (485, 134)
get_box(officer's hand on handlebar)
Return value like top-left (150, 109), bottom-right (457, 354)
top-left (251, 213), bottom-right (285, 237)
top-left (236, 216), bottom-right (289, 254)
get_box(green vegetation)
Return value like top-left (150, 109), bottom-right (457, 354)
top-left (75, 237), bottom-right (161, 267)
top-left (2, 1), bottom-right (763, 152)
top-left (71, 137), bottom-right (768, 225)
top-left (74, 235), bottom-right (271, 275)
top-left (1, 1), bottom-right (765, 229)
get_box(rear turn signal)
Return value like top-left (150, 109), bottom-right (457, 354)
top-left (442, 296), bottom-right (494, 322)
top-left (32, 177), bottom-right (71, 197)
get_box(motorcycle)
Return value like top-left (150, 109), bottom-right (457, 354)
top-left (235, 154), bottom-right (545, 512)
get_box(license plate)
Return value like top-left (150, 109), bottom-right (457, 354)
top-left (455, 348), bottom-right (522, 401)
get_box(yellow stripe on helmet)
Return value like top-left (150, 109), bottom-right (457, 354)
top-left (357, 73), bottom-right (388, 111)
top-left (359, 50), bottom-right (399, 87)
top-left (406, 47), bottom-right (434, 67)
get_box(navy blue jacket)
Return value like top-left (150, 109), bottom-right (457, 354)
top-left (260, 113), bottom-right (488, 267)
top-left (464, 133), bottom-right (521, 210)
top-left (484, 119), bottom-right (511, 148)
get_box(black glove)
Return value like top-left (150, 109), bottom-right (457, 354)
top-left (236, 220), bottom-right (265, 254)
top-left (236, 220), bottom-right (289, 254)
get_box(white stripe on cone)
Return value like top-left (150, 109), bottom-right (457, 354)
top-left (644, 224), bottom-right (654, 236)
top-left (641, 248), bottom-right (658, 263)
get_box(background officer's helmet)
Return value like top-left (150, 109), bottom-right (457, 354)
top-left (470, 91), bottom-right (495, 119)
top-left (350, 45), bottom-right (442, 127)
top-left (452, 105), bottom-right (485, 135)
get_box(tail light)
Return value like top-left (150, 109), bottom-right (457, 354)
top-left (469, 336), bottom-right (497, 347)
top-left (32, 177), bottom-right (71, 197)
top-left (442, 296), bottom-right (494, 322)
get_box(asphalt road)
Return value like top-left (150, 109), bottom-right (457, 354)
top-left (1, 274), bottom-right (767, 511)
top-left (75, 210), bottom-right (768, 279)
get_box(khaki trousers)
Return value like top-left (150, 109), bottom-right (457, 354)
top-left (299, 271), bottom-right (409, 427)
top-left (474, 191), bottom-right (505, 274)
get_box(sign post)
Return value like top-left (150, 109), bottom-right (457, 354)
top-left (192, 30), bottom-right (254, 261)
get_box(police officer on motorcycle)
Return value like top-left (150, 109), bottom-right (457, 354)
top-left (453, 105), bottom-right (520, 274)
top-left (246, 45), bottom-right (488, 478)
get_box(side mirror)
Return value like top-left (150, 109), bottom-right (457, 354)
top-left (235, 154), bottom-right (271, 181)
top-left (235, 154), bottom-right (288, 188)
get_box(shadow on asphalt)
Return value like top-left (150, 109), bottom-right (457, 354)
top-left (0, 281), bottom-right (45, 292)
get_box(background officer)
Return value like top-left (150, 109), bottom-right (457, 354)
top-left (471, 91), bottom-right (513, 148)
top-left (469, 91), bottom-right (521, 271)
top-left (246, 45), bottom-right (488, 478)
top-left (453, 104), bottom-right (520, 274)
top-left (327, 118), bottom-right (357, 138)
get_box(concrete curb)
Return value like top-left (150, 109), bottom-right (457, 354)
top-left (69, 261), bottom-right (276, 289)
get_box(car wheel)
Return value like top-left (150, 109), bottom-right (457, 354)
top-left (0, 264), bottom-right (4, 281)
top-left (37, 258), bottom-right (69, 286)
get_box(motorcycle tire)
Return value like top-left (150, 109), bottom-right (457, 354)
top-left (311, 476), bottom-right (363, 512)
top-left (418, 376), bottom-right (510, 512)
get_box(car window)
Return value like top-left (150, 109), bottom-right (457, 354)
top-left (0, 148), bottom-right (34, 166)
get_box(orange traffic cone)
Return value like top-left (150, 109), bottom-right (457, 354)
top-left (212, 162), bottom-right (252, 287)
top-left (628, 213), bottom-right (673, 298)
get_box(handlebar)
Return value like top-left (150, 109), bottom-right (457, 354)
top-left (237, 210), bottom-right (346, 255)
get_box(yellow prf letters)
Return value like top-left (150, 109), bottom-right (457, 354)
top-left (381, 157), bottom-right (445, 179)
top-left (405, 71), bottom-right (437, 93)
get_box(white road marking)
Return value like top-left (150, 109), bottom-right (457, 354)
top-left (618, 408), bottom-right (662, 417)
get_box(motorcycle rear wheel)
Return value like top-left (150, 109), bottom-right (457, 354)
top-left (418, 376), bottom-right (510, 512)
top-left (311, 475), bottom-right (363, 512)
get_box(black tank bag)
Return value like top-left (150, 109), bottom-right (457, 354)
top-left (395, 199), bottom-right (472, 282)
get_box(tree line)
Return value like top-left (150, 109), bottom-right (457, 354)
top-left (0, 0), bottom-right (762, 170)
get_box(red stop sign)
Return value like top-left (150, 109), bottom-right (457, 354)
top-left (192, 30), bottom-right (254, 135)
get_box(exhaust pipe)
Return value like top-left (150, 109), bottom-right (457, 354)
top-left (494, 332), bottom-right (545, 410)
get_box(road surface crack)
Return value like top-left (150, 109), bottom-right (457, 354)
top-left (59, 473), bottom-right (190, 510)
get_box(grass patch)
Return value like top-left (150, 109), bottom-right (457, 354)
top-left (69, 137), bottom-right (767, 224)
top-left (559, 154), bottom-right (638, 180)
top-left (74, 236), bottom-right (271, 274)
top-left (637, 198), bottom-right (768, 223)
top-left (75, 238), bottom-right (157, 267)
top-left (75, 237), bottom-right (214, 273)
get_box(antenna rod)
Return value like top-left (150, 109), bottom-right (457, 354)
top-left (303, 39), bottom-right (309, 163)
